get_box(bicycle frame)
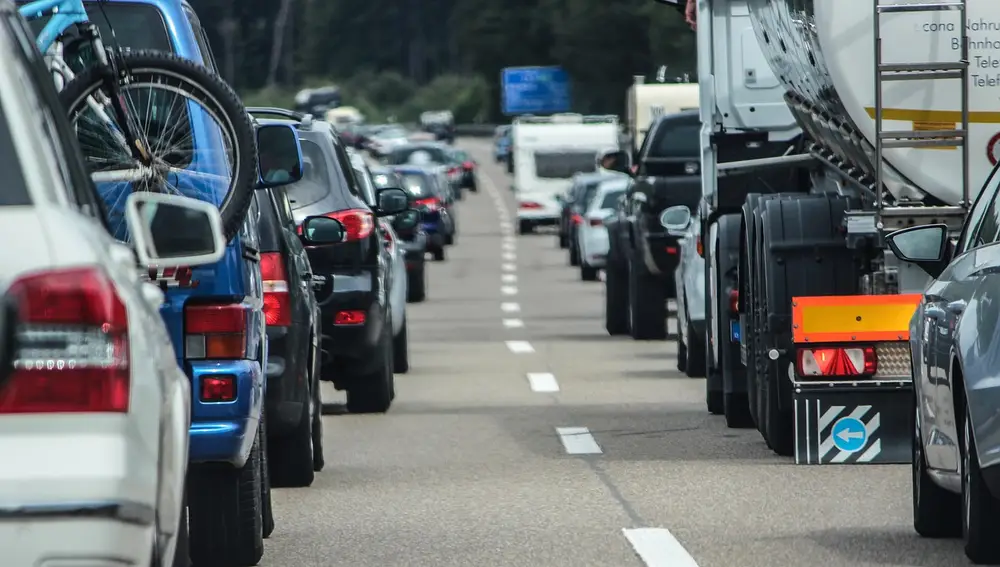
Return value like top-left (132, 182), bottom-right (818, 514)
top-left (18, 0), bottom-right (90, 55)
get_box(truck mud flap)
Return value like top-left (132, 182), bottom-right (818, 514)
top-left (794, 383), bottom-right (911, 465)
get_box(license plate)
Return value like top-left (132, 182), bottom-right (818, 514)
top-left (730, 320), bottom-right (741, 342)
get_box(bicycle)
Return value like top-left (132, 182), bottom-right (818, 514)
top-left (20, 0), bottom-right (256, 241)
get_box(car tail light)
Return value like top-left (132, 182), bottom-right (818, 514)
top-left (729, 290), bottom-right (739, 313)
top-left (589, 217), bottom-right (603, 227)
top-left (666, 246), bottom-right (678, 254)
top-left (796, 346), bottom-right (877, 377)
top-left (1, 267), bottom-right (130, 414)
top-left (260, 252), bottom-right (291, 327)
top-left (185, 303), bottom-right (250, 360)
top-left (463, 161), bottom-right (474, 170)
top-left (326, 209), bottom-right (374, 241)
top-left (334, 310), bottom-right (366, 325)
top-left (415, 197), bottom-right (440, 212)
top-left (520, 201), bottom-right (543, 210)
top-left (200, 375), bottom-right (236, 402)
top-left (571, 214), bottom-right (583, 225)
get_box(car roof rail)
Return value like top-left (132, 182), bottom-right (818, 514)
top-left (246, 107), bottom-right (313, 126)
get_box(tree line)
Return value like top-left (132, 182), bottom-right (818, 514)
top-left (190, 0), bottom-right (696, 122)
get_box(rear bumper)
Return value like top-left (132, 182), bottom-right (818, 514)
top-left (643, 234), bottom-right (681, 276)
top-left (316, 273), bottom-right (385, 374)
top-left (265, 327), bottom-right (310, 436)
top-left (188, 359), bottom-right (262, 467)
top-left (0, 516), bottom-right (154, 567)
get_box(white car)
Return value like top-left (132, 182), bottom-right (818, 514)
top-left (0, 11), bottom-right (226, 566)
top-left (665, 204), bottom-right (708, 378)
top-left (576, 177), bottom-right (629, 281)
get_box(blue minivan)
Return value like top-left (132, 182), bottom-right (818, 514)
top-left (29, 1), bottom-right (304, 565)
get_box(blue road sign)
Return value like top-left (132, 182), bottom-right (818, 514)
top-left (501, 66), bottom-right (571, 116)
top-left (831, 417), bottom-right (867, 453)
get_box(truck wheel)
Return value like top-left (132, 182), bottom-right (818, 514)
top-left (740, 196), bottom-right (761, 429)
top-left (604, 264), bottom-right (630, 335)
top-left (269, 397), bottom-right (316, 488)
top-left (684, 317), bottom-right (707, 378)
top-left (912, 399), bottom-right (960, 537)
top-left (393, 318), bottom-right (410, 373)
top-left (723, 393), bottom-right (752, 427)
top-left (580, 264), bottom-right (599, 281)
top-left (407, 266), bottom-right (426, 302)
top-left (628, 260), bottom-right (667, 340)
top-left (707, 391), bottom-right (724, 415)
top-left (188, 438), bottom-right (264, 567)
top-left (762, 361), bottom-right (794, 456)
top-left (346, 327), bottom-right (394, 413)
top-left (518, 220), bottom-right (533, 234)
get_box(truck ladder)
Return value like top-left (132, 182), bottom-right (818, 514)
top-left (873, 0), bottom-right (970, 217)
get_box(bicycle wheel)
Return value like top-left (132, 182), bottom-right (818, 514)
top-left (59, 50), bottom-right (256, 242)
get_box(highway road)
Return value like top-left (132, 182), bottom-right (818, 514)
top-left (259, 139), bottom-right (967, 567)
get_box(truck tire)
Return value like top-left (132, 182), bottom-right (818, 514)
top-left (718, 215), bottom-right (753, 428)
top-left (188, 438), bottom-right (264, 567)
top-left (912, 399), bottom-right (960, 538)
top-left (268, 397), bottom-right (316, 488)
top-left (628, 259), bottom-right (667, 340)
top-left (604, 263), bottom-right (630, 335)
top-left (346, 325), bottom-right (394, 413)
top-left (742, 195), bottom-right (765, 432)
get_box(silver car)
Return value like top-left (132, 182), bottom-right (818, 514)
top-left (663, 204), bottom-right (707, 379)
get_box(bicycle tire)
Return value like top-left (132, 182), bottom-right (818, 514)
top-left (59, 50), bottom-right (256, 242)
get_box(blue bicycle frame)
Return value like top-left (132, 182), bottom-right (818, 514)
top-left (19, 0), bottom-right (91, 54)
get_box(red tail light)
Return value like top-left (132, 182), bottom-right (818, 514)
top-left (666, 246), bottom-right (678, 254)
top-left (519, 201), bottom-right (543, 210)
top-left (415, 197), bottom-right (440, 212)
top-left (200, 375), bottom-right (236, 402)
top-left (462, 161), bottom-right (474, 170)
top-left (334, 310), bottom-right (366, 325)
top-left (260, 252), bottom-right (291, 327)
top-left (326, 209), bottom-right (374, 241)
top-left (1, 267), bottom-right (130, 414)
top-left (185, 304), bottom-right (250, 360)
top-left (796, 346), bottom-right (877, 377)
top-left (571, 214), bottom-right (583, 225)
top-left (729, 290), bottom-right (739, 313)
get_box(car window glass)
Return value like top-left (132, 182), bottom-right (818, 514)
top-left (399, 173), bottom-right (433, 198)
top-left (649, 123), bottom-right (699, 157)
top-left (353, 165), bottom-right (377, 206)
top-left (973, 193), bottom-right (1000, 248)
top-left (600, 190), bottom-right (626, 209)
top-left (329, 134), bottom-right (364, 198)
top-left (183, 9), bottom-right (219, 73)
top-left (535, 151), bottom-right (597, 179)
top-left (285, 138), bottom-right (335, 207)
top-left (959, 164), bottom-right (1000, 253)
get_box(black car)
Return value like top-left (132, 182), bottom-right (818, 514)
top-left (371, 167), bottom-right (428, 302)
top-left (390, 165), bottom-right (457, 261)
top-left (258, 187), bottom-right (324, 487)
top-left (248, 109), bottom-right (410, 414)
top-left (384, 142), bottom-right (465, 200)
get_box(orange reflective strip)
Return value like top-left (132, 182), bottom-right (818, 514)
top-left (791, 294), bottom-right (922, 343)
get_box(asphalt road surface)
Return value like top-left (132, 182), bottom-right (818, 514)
top-left (260, 139), bottom-right (967, 567)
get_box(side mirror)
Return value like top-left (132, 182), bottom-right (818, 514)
top-left (0, 294), bottom-right (18, 391)
top-left (256, 124), bottom-right (304, 188)
top-left (393, 209), bottom-right (421, 231)
top-left (125, 193), bottom-right (227, 267)
top-left (375, 187), bottom-right (410, 217)
top-left (660, 205), bottom-right (692, 236)
top-left (599, 149), bottom-right (633, 176)
top-left (886, 224), bottom-right (951, 278)
top-left (301, 216), bottom-right (347, 245)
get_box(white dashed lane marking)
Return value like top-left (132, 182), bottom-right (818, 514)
top-left (501, 302), bottom-right (520, 313)
top-left (555, 427), bottom-right (602, 455)
top-left (501, 274), bottom-right (517, 283)
top-left (622, 528), bottom-right (700, 567)
top-left (505, 340), bottom-right (534, 354)
top-left (501, 286), bottom-right (518, 295)
top-left (526, 372), bottom-right (559, 392)
top-left (502, 252), bottom-right (516, 261)
top-left (502, 318), bottom-right (524, 329)
top-left (502, 263), bottom-right (516, 272)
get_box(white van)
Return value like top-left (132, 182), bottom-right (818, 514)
top-left (512, 114), bottom-right (619, 234)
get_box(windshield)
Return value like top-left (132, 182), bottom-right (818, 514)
top-left (650, 123), bottom-right (700, 157)
top-left (534, 152), bottom-right (597, 179)
top-left (399, 173), bottom-right (433, 198)
top-left (285, 139), bottom-right (333, 207)
top-left (388, 146), bottom-right (449, 165)
top-left (600, 189), bottom-right (626, 209)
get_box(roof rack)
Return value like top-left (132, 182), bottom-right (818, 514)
top-left (513, 113), bottom-right (618, 125)
top-left (246, 107), bottom-right (314, 127)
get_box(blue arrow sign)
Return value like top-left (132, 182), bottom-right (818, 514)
top-left (501, 66), bottom-right (571, 116)
top-left (831, 417), bottom-right (867, 453)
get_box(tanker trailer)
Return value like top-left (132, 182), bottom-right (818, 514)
top-left (653, 0), bottom-right (981, 464)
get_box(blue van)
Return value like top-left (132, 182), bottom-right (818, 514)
top-left (35, 1), bottom-right (303, 566)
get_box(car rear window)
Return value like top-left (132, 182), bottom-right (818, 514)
top-left (0, 104), bottom-right (31, 206)
top-left (649, 122), bottom-right (700, 157)
top-left (535, 152), bottom-right (596, 179)
top-left (398, 173), bottom-right (433, 198)
top-left (387, 146), bottom-right (449, 165)
top-left (285, 139), bottom-right (334, 208)
top-left (600, 189), bottom-right (626, 209)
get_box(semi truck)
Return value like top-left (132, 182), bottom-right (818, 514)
top-left (650, 0), bottom-right (980, 465)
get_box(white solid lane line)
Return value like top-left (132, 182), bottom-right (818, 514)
top-left (527, 372), bottom-right (559, 392)
top-left (501, 302), bottom-right (520, 312)
top-left (622, 528), bottom-right (700, 567)
top-left (502, 318), bottom-right (524, 328)
top-left (502, 274), bottom-right (517, 283)
top-left (505, 340), bottom-right (535, 354)
top-left (502, 263), bottom-right (516, 272)
top-left (501, 286), bottom-right (518, 295)
top-left (555, 427), bottom-right (602, 455)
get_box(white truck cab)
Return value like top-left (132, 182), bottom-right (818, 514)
top-left (512, 114), bottom-right (620, 234)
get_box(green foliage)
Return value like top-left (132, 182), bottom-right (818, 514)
top-left (194, 0), bottom-right (695, 122)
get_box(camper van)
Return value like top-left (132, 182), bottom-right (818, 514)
top-left (512, 114), bottom-right (620, 234)
top-left (626, 78), bottom-right (699, 153)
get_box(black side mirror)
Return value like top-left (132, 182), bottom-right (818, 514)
top-left (886, 224), bottom-right (951, 278)
top-left (376, 187), bottom-right (410, 217)
top-left (301, 216), bottom-right (346, 244)
top-left (599, 149), bottom-right (633, 176)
